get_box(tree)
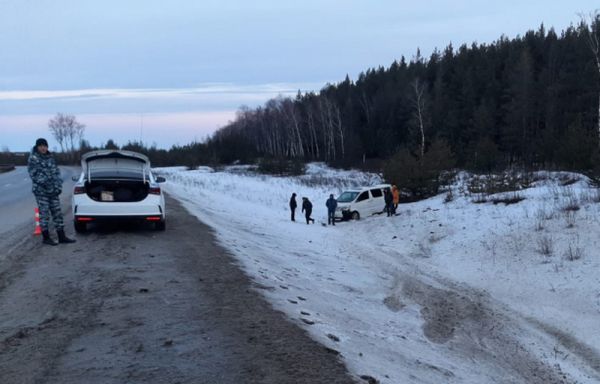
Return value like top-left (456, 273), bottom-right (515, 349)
top-left (383, 139), bottom-right (456, 198)
top-left (48, 113), bottom-right (86, 156)
top-left (104, 139), bottom-right (119, 150)
top-left (411, 78), bottom-right (427, 159)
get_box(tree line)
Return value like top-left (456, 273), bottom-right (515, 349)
top-left (206, 16), bottom-right (600, 173)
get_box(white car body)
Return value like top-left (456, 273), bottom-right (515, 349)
top-left (71, 150), bottom-right (166, 231)
top-left (334, 184), bottom-right (391, 220)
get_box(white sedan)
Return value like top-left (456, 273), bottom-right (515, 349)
top-left (71, 150), bottom-right (166, 232)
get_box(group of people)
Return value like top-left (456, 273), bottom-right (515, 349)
top-left (289, 184), bottom-right (399, 225)
top-left (289, 193), bottom-right (338, 225)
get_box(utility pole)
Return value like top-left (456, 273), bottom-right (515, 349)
top-left (140, 113), bottom-right (144, 145)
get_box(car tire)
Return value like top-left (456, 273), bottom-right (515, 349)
top-left (155, 220), bottom-right (166, 231)
top-left (74, 221), bottom-right (87, 233)
top-left (351, 211), bottom-right (360, 220)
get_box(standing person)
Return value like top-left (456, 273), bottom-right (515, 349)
top-left (301, 197), bottom-right (315, 224)
top-left (28, 138), bottom-right (76, 246)
top-left (289, 193), bottom-right (297, 221)
top-left (384, 188), bottom-right (394, 217)
top-left (326, 194), bottom-right (337, 226)
top-left (392, 184), bottom-right (400, 215)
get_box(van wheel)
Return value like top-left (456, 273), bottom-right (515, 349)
top-left (351, 211), bottom-right (360, 220)
top-left (74, 221), bottom-right (87, 233)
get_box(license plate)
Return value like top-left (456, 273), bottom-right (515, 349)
top-left (101, 191), bottom-right (114, 201)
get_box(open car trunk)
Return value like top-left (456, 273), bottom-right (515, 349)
top-left (81, 150), bottom-right (152, 202)
top-left (85, 179), bottom-right (149, 202)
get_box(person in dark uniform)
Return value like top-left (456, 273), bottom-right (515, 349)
top-left (27, 138), bottom-right (76, 245)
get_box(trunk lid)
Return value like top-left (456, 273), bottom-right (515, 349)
top-left (81, 150), bottom-right (150, 181)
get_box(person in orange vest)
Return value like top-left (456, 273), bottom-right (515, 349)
top-left (392, 184), bottom-right (400, 215)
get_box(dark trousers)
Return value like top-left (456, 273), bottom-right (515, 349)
top-left (386, 203), bottom-right (394, 217)
top-left (328, 210), bottom-right (335, 225)
top-left (304, 210), bottom-right (313, 224)
top-left (291, 207), bottom-right (296, 221)
top-left (35, 194), bottom-right (64, 231)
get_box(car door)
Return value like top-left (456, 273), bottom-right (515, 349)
top-left (354, 191), bottom-right (370, 217)
top-left (369, 188), bottom-right (384, 214)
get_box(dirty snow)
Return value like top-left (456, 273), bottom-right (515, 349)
top-left (156, 164), bottom-right (600, 384)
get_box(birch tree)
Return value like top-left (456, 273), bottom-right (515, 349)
top-left (412, 78), bottom-right (427, 159)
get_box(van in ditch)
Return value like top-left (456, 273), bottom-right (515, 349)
top-left (334, 184), bottom-right (391, 221)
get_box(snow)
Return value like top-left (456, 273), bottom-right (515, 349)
top-left (156, 164), bottom-right (600, 383)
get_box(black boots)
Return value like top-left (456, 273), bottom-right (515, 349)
top-left (42, 230), bottom-right (58, 246)
top-left (57, 229), bottom-right (76, 244)
top-left (41, 229), bottom-right (76, 245)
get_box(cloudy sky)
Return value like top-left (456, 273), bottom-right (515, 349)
top-left (1, 0), bottom-right (597, 151)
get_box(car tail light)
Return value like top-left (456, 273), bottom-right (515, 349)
top-left (76, 217), bottom-right (94, 222)
top-left (74, 185), bottom-right (85, 194)
top-left (149, 186), bottom-right (161, 195)
top-left (146, 216), bottom-right (161, 221)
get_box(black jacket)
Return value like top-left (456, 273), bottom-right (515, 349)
top-left (290, 195), bottom-right (297, 209)
top-left (302, 199), bottom-right (312, 213)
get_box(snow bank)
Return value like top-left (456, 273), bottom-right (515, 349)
top-left (157, 165), bottom-right (600, 383)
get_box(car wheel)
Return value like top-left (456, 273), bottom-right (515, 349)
top-left (74, 221), bottom-right (87, 233)
top-left (351, 211), bottom-right (360, 220)
top-left (155, 220), bottom-right (166, 231)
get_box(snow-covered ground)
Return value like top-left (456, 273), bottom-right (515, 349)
top-left (156, 164), bottom-right (600, 384)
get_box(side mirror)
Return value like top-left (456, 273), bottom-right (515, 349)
top-left (155, 176), bottom-right (166, 183)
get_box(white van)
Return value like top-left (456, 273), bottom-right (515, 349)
top-left (335, 184), bottom-right (391, 220)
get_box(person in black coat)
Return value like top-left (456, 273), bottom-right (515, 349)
top-left (301, 197), bottom-right (315, 224)
top-left (289, 193), bottom-right (297, 221)
top-left (384, 188), bottom-right (394, 217)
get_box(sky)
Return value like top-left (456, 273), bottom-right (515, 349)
top-left (1, 0), bottom-right (598, 151)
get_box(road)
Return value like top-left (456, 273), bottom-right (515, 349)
top-left (0, 178), bottom-right (354, 383)
top-left (0, 166), bottom-right (78, 246)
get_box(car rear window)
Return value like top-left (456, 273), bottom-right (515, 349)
top-left (88, 170), bottom-right (145, 180)
top-left (370, 188), bottom-right (383, 198)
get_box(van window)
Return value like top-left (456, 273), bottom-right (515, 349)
top-left (370, 188), bottom-right (382, 198)
top-left (356, 191), bottom-right (369, 202)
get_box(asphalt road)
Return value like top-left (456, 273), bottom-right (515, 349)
top-left (0, 166), bottom-right (78, 239)
top-left (0, 191), bottom-right (354, 383)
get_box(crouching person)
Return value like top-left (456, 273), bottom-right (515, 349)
top-left (28, 138), bottom-right (76, 245)
top-left (301, 197), bottom-right (315, 224)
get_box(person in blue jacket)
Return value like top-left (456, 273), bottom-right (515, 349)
top-left (28, 138), bottom-right (76, 245)
top-left (326, 194), bottom-right (337, 225)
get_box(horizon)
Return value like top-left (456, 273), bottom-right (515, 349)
top-left (1, 1), bottom-right (598, 151)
